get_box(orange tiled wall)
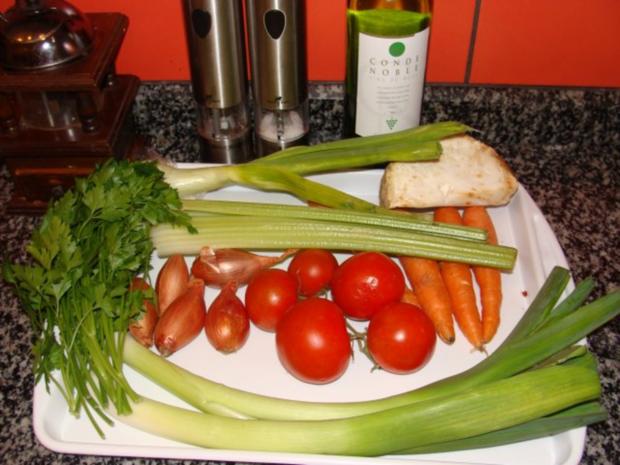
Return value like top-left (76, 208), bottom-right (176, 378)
top-left (1, 0), bottom-right (618, 87)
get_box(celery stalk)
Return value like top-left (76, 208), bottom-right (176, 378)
top-left (150, 215), bottom-right (517, 269)
top-left (155, 162), bottom-right (235, 198)
top-left (181, 198), bottom-right (487, 241)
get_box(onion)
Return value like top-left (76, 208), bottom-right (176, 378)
top-left (204, 281), bottom-right (250, 353)
top-left (191, 247), bottom-right (297, 288)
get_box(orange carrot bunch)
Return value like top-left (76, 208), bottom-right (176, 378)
top-left (399, 257), bottom-right (455, 344)
top-left (463, 206), bottom-right (503, 344)
top-left (399, 206), bottom-right (503, 351)
top-left (434, 207), bottom-right (484, 351)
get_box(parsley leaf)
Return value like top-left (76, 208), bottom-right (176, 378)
top-left (3, 159), bottom-right (194, 435)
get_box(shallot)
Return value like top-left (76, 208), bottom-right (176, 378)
top-left (204, 281), bottom-right (250, 353)
top-left (154, 278), bottom-right (206, 356)
top-left (128, 277), bottom-right (159, 348)
top-left (191, 246), bottom-right (297, 288)
top-left (156, 254), bottom-right (190, 314)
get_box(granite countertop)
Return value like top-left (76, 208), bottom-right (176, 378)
top-left (1, 84), bottom-right (618, 465)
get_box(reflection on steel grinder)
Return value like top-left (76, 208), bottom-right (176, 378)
top-left (182, 0), bottom-right (254, 163)
top-left (246, 0), bottom-right (309, 156)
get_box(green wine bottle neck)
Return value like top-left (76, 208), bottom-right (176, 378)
top-left (348, 0), bottom-right (432, 13)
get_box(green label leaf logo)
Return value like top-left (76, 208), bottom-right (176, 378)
top-left (389, 42), bottom-right (406, 57)
top-left (386, 117), bottom-right (398, 130)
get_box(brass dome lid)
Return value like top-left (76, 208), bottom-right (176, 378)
top-left (0, 0), bottom-right (93, 70)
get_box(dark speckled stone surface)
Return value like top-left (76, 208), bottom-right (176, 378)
top-left (1, 83), bottom-right (618, 465)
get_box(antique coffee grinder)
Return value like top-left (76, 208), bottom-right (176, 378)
top-left (0, 0), bottom-right (140, 213)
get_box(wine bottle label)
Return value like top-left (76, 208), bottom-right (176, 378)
top-left (354, 28), bottom-right (429, 136)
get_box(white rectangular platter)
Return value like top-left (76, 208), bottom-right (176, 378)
top-left (33, 167), bottom-right (585, 465)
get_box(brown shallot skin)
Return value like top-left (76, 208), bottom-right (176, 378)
top-left (191, 247), bottom-right (297, 289)
top-left (204, 281), bottom-right (250, 353)
top-left (128, 277), bottom-right (159, 348)
top-left (154, 278), bottom-right (206, 357)
top-left (156, 254), bottom-right (190, 315)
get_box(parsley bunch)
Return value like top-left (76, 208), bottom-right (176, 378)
top-left (3, 160), bottom-right (194, 435)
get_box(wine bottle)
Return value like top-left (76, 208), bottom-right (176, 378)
top-left (344, 0), bottom-right (432, 137)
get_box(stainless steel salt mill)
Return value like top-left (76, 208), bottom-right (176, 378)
top-left (182, 0), bottom-right (253, 163)
top-left (246, 0), bottom-right (309, 156)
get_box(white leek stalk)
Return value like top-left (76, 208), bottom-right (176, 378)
top-left (113, 363), bottom-right (599, 456)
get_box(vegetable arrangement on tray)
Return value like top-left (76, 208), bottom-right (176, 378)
top-left (3, 121), bottom-right (619, 457)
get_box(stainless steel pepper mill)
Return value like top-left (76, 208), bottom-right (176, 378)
top-left (182, 0), bottom-right (253, 163)
top-left (246, 0), bottom-right (309, 156)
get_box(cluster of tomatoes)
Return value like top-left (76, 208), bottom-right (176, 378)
top-left (235, 249), bottom-right (438, 384)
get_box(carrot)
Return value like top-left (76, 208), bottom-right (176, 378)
top-left (463, 206), bottom-right (502, 343)
top-left (433, 207), bottom-right (484, 351)
top-left (401, 286), bottom-right (421, 307)
top-left (399, 256), bottom-right (455, 344)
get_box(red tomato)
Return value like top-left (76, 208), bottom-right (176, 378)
top-left (367, 302), bottom-right (436, 374)
top-left (287, 249), bottom-right (338, 296)
top-left (276, 297), bottom-right (351, 384)
top-left (330, 251), bottom-right (405, 320)
top-left (245, 268), bottom-right (298, 332)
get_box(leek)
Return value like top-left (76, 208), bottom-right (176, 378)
top-left (401, 402), bottom-right (607, 454)
top-left (113, 363), bottom-right (600, 456)
top-left (402, 353), bottom-right (607, 453)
